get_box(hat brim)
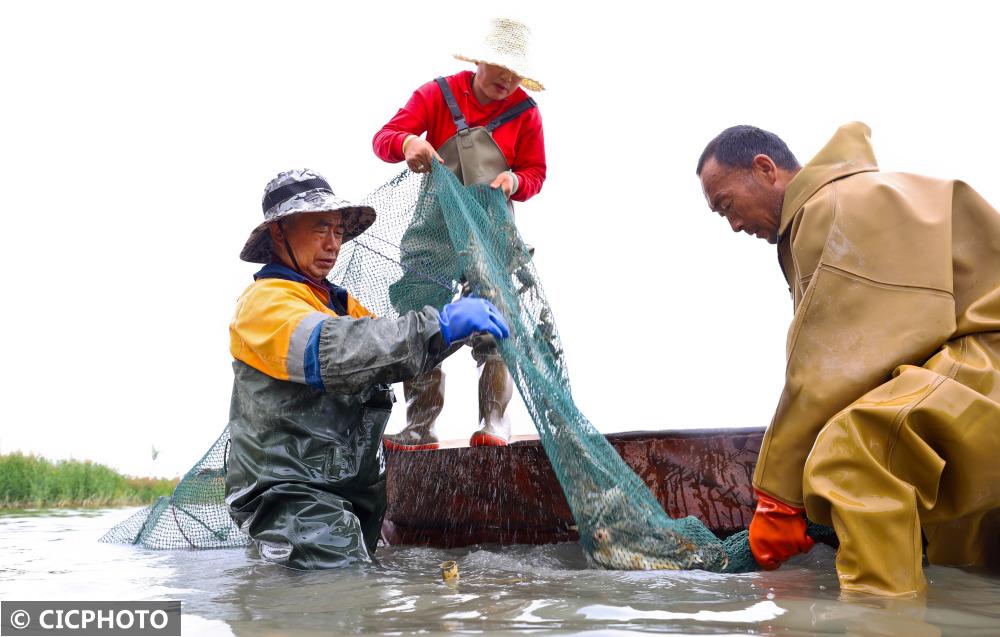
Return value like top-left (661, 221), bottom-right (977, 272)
top-left (240, 202), bottom-right (377, 264)
top-left (453, 54), bottom-right (544, 92)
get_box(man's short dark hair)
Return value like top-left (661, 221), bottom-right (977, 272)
top-left (696, 125), bottom-right (800, 176)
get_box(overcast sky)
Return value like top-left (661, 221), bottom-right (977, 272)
top-left (2, 1), bottom-right (999, 477)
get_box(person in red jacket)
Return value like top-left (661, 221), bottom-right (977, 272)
top-left (372, 17), bottom-right (547, 451)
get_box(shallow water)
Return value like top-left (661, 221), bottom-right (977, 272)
top-left (2, 509), bottom-right (999, 636)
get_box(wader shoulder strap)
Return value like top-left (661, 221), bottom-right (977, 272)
top-left (486, 97), bottom-right (537, 133)
top-left (435, 77), bottom-right (468, 133)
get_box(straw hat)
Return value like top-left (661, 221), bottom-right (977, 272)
top-left (454, 17), bottom-right (544, 92)
top-left (240, 169), bottom-right (376, 263)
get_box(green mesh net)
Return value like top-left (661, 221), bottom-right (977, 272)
top-left (102, 165), bottom-right (831, 571)
top-left (99, 424), bottom-right (248, 548)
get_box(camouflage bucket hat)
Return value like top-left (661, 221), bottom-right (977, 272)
top-left (240, 168), bottom-right (377, 263)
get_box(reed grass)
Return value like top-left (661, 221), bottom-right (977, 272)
top-left (0, 452), bottom-right (177, 508)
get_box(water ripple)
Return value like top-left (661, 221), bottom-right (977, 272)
top-left (2, 509), bottom-right (999, 636)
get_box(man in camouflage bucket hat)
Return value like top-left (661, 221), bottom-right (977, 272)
top-left (239, 168), bottom-right (378, 264)
top-left (226, 169), bottom-right (511, 569)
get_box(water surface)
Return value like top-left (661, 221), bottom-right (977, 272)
top-left (2, 508), bottom-right (999, 636)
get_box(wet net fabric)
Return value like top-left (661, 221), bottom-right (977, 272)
top-left (346, 165), bottom-right (750, 572)
top-left (99, 426), bottom-right (249, 549)
top-left (103, 164), bottom-right (822, 572)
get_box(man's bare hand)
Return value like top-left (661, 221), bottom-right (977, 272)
top-left (404, 136), bottom-right (443, 173)
top-left (489, 171), bottom-right (516, 197)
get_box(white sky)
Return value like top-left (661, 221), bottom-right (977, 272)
top-left (2, 1), bottom-right (999, 477)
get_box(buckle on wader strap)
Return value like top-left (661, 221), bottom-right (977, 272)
top-left (436, 76), bottom-right (469, 133)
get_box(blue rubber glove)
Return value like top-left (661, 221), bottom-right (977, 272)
top-left (438, 297), bottom-right (510, 346)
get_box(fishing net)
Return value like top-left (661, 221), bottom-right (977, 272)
top-left (99, 426), bottom-right (249, 549)
top-left (102, 164), bottom-right (831, 571)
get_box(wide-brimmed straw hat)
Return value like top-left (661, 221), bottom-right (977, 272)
top-left (240, 168), bottom-right (376, 263)
top-left (453, 17), bottom-right (544, 92)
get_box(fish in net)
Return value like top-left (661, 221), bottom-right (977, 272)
top-left (102, 164), bottom-right (832, 572)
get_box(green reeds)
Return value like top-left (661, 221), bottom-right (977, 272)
top-left (0, 452), bottom-right (177, 508)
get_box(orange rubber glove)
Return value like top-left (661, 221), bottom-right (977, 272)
top-left (749, 489), bottom-right (815, 570)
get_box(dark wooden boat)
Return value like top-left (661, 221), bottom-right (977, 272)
top-left (382, 427), bottom-right (764, 548)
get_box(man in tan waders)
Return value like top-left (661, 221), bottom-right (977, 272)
top-left (372, 17), bottom-right (546, 450)
top-left (698, 122), bottom-right (1000, 596)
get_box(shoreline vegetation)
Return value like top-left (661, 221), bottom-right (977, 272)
top-left (0, 452), bottom-right (177, 509)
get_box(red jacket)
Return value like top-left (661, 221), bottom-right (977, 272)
top-left (373, 71), bottom-right (546, 202)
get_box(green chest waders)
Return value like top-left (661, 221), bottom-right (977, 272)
top-left (384, 77), bottom-right (537, 451)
